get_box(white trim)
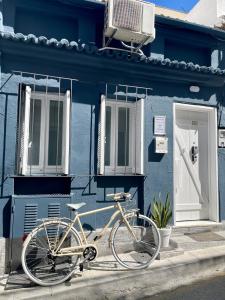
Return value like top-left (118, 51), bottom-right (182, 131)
top-left (175, 103), bottom-right (216, 113)
top-left (30, 92), bottom-right (65, 101)
top-left (37, 94), bottom-right (64, 174)
top-left (104, 100), bottom-right (134, 174)
top-left (173, 104), bottom-right (176, 225)
top-left (173, 103), bottom-right (219, 225)
top-left (99, 95), bottom-right (106, 175)
top-left (20, 91), bottom-right (70, 175)
top-left (134, 98), bottom-right (144, 175)
top-left (27, 97), bottom-right (45, 174)
top-left (208, 108), bottom-right (219, 222)
top-left (62, 90), bottom-right (71, 175)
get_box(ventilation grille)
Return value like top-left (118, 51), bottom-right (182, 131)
top-left (48, 203), bottom-right (61, 218)
top-left (113, 0), bottom-right (142, 32)
top-left (24, 204), bottom-right (38, 234)
top-left (48, 203), bottom-right (61, 241)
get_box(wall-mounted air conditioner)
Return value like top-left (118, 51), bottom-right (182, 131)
top-left (104, 0), bottom-right (155, 46)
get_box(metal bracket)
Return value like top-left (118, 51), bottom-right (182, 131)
top-left (102, 28), bottom-right (146, 56)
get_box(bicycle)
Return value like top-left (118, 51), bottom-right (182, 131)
top-left (21, 192), bottom-right (161, 286)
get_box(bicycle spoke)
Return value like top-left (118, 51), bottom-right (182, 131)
top-left (111, 214), bottom-right (160, 270)
top-left (22, 221), bottom-right (81, 286)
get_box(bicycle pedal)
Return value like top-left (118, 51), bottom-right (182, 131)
top-left (79, 263), bottom-right (84, 272)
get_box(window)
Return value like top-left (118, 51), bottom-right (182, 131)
top-left (98, 95), bottom-right (144, 175)
top-left (18, 86), bottom-right (70, 175)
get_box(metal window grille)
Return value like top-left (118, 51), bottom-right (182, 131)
top-left (0, 71), bottom-right (151, 177)
top-left (13, 71), bottom-right (78, 176)
top-left (99, 83), bottom-right (152, 176)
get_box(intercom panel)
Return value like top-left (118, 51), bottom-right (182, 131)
top-left (218, 129), bottom-right (225, 148)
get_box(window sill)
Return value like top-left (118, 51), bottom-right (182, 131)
top-left (11, 175), bottom-right (73, 178)
top-left (13, 176), bottom-right (71, 194)
top-left (11, 174), bottom-right (145, 178)
top-left (97, 174), bottom-right (145, 177)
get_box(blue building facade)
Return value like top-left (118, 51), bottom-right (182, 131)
top-left (0, 0), bottom-right (225, 273)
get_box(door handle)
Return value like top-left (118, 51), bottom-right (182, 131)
top-left (191, 146), bottom-right (198, 163)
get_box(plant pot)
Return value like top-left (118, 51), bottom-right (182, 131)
top-left (159, 227), bottom-right (172, 248)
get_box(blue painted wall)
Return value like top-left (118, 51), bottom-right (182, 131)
top-left (0, 0), bottom-right (225, 244)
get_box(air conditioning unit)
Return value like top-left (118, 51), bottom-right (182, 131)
top-left (104, 0), bottom-right (155, 45)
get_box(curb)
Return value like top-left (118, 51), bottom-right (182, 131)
top-left (1, 245), bottom-right (225, 300)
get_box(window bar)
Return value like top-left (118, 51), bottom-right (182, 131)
top-left (0, 73), bottom-right (14, 92)
top-left (13, 70), bottom-right (79, 83)
top-left (29, 74), bottom-right (36, 176)
top-left (56, 78), bottom-right (61, 175)
top-left (124, 85), bottom-right (128, 176)
top-left (135, 87), bottom-right (138, 175)
top-left (114, 84), bottom-right (118, 176)
top-left (118, 84), bottom-right (152, 90)
top-left (43, 75), bottom-right (49, 176)
top-left (17, 72), bottom-right (23, 174)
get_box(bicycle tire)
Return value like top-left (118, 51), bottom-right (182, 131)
top-left (22, 220), bottom-right (81, 286)
top-left (111, 213), bottom-right (161, 270)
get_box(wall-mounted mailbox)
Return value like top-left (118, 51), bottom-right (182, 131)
top-left (218, 129), bottom-right (225, 148)
top-left (155, 136), bottom-right (168, 153)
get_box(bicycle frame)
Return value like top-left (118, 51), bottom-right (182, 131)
top-left (53, 200), bottom-right (137, 257)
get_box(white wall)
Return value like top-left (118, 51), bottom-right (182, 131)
top-left (217, 0), bottom-right (225, 16)
top-left (187, 0), bottom-right (225, 27)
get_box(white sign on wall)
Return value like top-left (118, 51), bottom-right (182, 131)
top-left (154, 116), bottom-right (166, 135)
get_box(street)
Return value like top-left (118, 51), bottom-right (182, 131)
top-left (147, 273), bottom-right (225, 300)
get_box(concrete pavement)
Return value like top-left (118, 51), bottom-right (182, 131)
top-left (1, 222), bottom-right (225, 299)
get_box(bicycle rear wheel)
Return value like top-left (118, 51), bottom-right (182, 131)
top-left (111, 213), bottom-right (161, 270)
top-left (21, 220), bottom-right (81, 286)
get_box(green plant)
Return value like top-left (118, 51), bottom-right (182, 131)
top-left (151, 193), bottom-right (172, 228)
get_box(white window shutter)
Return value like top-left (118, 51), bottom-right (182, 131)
top-left (133, 98), bottom-right (144, 175)
top-left (20, 85), bottom-right (31, 175)
top-left (62, 90), bottom-right (71, 175)
top-left (98, 95), bottom-right (106, 175)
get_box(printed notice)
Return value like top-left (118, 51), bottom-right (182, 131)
top-left (154, 116), bottom-right (166, 135)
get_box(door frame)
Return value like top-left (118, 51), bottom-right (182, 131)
top-left (173, 103), bottom-right (219, 225)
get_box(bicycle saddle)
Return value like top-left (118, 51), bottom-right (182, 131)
top-left (67, 202), bottom-right (86, 211)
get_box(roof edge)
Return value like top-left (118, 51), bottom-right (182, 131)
top-left (1, 31), bottom-right (225, 78)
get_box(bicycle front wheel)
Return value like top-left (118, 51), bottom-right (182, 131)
top-left (111, 213), bottom-right (161, 270)
top-left (22, 220), bottom-right (81, 286)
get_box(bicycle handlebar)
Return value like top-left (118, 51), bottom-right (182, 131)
top-left (106, 192), bottom-right (131, 201)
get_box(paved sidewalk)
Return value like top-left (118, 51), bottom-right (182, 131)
top-left (1, 223), bottom-right (225, 299)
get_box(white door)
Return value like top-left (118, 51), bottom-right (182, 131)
top-left (174, 104), bottom-right (218, 223)
top-left (175, 110), bottom-right (209, 221)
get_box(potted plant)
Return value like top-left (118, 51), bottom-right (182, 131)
top-left (151, 193), bottom-right (172, 248)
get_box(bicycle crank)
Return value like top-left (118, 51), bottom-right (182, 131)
top-left (83, 246), bottom-right (97, 261)
top-left (79, 246), bottom-right (98, 272)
